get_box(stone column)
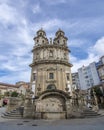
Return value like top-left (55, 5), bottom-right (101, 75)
top-left (23, 89), bottom-right (33, 118)
top-left (23, 97), bottom-right (33, 118)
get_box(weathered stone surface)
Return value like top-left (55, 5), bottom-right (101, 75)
top-left (7, 97), bottom-right (22, 112)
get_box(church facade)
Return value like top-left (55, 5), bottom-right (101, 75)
top-left (30, 29), bottom-right (72, 96)
top-left (26, 29), bottom-right (74, 119)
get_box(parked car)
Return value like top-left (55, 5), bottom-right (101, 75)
top-left (3, 99), bottom-right (8, 106)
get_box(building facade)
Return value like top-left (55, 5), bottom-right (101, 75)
top-left (30, 29), bottom-right (73, 96)
top-left (0, 82), bottom-right (18, 96)
top-left (78, 62), bottom-right (100, 90)
top-left (97, 56), bottom-right (104, 83)
top-left (0, 81), bottom-right (29, 96)
top-left (71, 72), bottom-right (80, 90)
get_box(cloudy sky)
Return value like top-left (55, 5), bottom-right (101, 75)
top-left (0, 0), bottom-right (104, 84)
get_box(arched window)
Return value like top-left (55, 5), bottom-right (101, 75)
top-left (47, 84), bottom-right (56, 90)
top-left (63, 40), bottom-right (65, 45)
top-left (57, 40), bottom-right (59, 44)
top-left (42, 40), bottom-right (44, 43)
top-left (64, 53), bottom-right (66, 59)
top-left (39, 32), bottom-right (42, 35)
top-left (66, 73), bottom-right (70, 80)
top-left (33, 73), bottom-right (36, 81)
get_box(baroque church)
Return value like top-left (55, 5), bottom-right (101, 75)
top-left (27, 29), bottom-right (73, 119)
top-left (3, 29), bottom-right (100, 120)
top-left (30, 28), bottom-right (72, 96)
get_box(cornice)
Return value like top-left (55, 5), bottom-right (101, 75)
top-left (29, 60), bottom-right (73, 67)
top-left (53, 35), bottom-right (68, 40)
top-left (32, 44), bottom-right (70, 52)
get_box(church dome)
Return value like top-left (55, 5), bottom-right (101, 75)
top-left (36, 28), bottom-right (46, 37)
top-left (55, 29), bottom-right (65, 37)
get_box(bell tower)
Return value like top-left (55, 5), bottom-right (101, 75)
top-left (33, 28), bottom-right (49, 46)
top-left (30, 29), bottom-right (72, 97)
top-left (53, 29), bottom-right (67, 46)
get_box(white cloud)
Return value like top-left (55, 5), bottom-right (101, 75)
top-left (0, 0), bottom-right (104, 84)
top-left (69, 39), bottom-right (88, 47)
top-left (71, 37), bottom-right (104, 73)
top-left (32, 4), bottom-right (41, 14)
top-left (42, 0), bottom-right (78, 5)
top-left (0, 55), bottom-right (7, 61)
top-left (0, 3), bottom-right (19, 25)
top-left (0, 70), bottom-right (30, 84)
top-left (42, 0), bottom-right (66, 5)
top-left (71, 53), bottom-right (99, 72)
top-left (92, 37), bottom-right (104, 56)
top-left (41, 19), bottom-right (63, 30)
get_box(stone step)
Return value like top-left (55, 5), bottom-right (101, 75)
top-left (3, 111), bottom-right (20, 115)
top-left (1, 107), bottom-right (23, 119)
top-left (82, 115), bottom-right (102, 118)
top-left (83, 110), bottom-right (97, 113)
top-left (3, 113), bottom-right (19, 117)
top-left (81, 109), bottom-right (101, 118)
top-left (82, 113), bottom-right (100, 116)
top-left (1, 115), bottom-right (22, 119)
top-left (82, 111), bottom-right (98, 114)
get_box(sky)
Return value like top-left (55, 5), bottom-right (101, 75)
top-left (0, 0), bottom-right (104, 84)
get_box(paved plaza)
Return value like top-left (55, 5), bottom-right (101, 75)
top-left (0, 107), bottom-right (104, 130)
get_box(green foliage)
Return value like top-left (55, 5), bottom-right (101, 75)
top-left (90, 87), bottom-right (103, 97)
top-left (95, 87), bottom-right (103, 96)
top-left (90, 89), bottom-right (93, 97)
top-left (4, 91), bottom-right (10, 96)
top-left (11, 91), bottom-right (19, 97)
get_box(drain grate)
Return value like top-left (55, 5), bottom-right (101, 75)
top-left (17, 123), bottom-right (23, 125)
top-left (23, 120), bottom-right (30, 122)
top-left (32, 124), bottom-right (38, 126)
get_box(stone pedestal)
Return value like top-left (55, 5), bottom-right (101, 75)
top-left (23, 98), bottom-right (33, 118)
top-left (7, 97), bottom-right (22, 112)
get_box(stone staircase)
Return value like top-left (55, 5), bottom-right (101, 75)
top-left (1, 107), bottom-right (102, 119)
top-left (81, 108), bottom-right (101, 118)
top-left (1, 108), bottom-right (23, 119)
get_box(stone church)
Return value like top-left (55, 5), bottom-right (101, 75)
top-left (30, 28), bottom-right (72, 95)
top-left (27, 29), bottom-right (73, 119)
top-left (4, 29), bottom-right (99, 119)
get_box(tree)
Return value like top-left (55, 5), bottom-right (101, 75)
top-left (4, 91), bottom-right (10, 97)
top-left (90, 87), bottom-right (103, 97)
top-left (11, 91), bottom-right (19, 97)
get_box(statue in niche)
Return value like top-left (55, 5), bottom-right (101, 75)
top-left (57, 49), bottom-right (60, 59)
top-left (50, 38), bottom-right (52, 44)
top-left (49, 50), bottom-right (53, 57)
top-left (43, 49), bottom-right (47, 59)
top-left (36, 52), bottom-right (40, 59)
top-left (64, 53), bottom-right (67, 59)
